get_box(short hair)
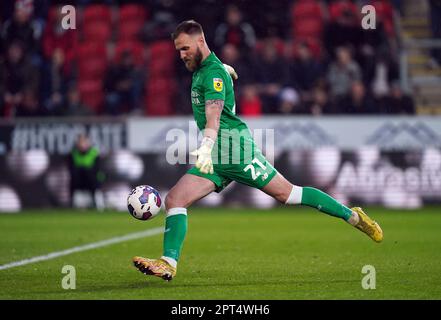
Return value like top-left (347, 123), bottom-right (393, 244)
top-left (171, 20), bottom-right (203, 40)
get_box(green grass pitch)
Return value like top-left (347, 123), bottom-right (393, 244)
top-left (1, 206), bottom-right (441, 300)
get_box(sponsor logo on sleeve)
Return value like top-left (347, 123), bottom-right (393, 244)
top-left (213, 78), bottom-right (223, 92)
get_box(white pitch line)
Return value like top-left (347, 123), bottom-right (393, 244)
top-left (0, 227), bottom-right (164, 271)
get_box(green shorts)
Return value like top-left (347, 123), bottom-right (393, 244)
top-left (187, 148), bottom-right (278, 193)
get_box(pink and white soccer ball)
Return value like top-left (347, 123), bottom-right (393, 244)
top-left (127, 185), bottom-right (162, 220)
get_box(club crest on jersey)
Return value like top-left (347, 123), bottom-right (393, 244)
top-left (213, 78), bottom-right (223, 92)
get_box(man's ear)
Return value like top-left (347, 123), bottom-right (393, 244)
top-left (198, 35), bottom-right (205, 46)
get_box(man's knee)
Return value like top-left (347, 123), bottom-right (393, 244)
top-left (165, 192), bottom-right (188, 211)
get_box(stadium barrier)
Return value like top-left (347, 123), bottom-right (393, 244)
top-left (0, 116), bottom-right (440, 211)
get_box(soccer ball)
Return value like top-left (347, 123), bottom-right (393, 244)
top-left (127, 185), bottom-right (162, 220)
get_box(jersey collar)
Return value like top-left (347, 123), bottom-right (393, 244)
top-left (200, 52), bottom-right (217, 68)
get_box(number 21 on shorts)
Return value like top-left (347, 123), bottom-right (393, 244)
top-left (243, 158), bottom-right (267, 180)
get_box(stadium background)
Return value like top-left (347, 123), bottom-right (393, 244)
top-left (0, 0), bottom-right (440, 212)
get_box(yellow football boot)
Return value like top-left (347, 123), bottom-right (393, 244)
top-left (351, 207), bottom-right (384, 243)
top-left (133, 256), bottom-right (176, 281)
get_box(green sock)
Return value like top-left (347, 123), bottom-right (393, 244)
top-left (301, 187), bottom-right (353, 221)
top-left (163, 208), bottom-right (188, 261)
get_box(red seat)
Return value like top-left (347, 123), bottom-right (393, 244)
top-left (118, 4), bottom-right (147, 41)
top-left (48, 5), bottom-right (60, 23)
top-left (146, 78), bottom-right (176, 95)
top-left (294, 18), bottom-right (324, 39)
top-left (78, 80), bottom-right (104, 113)
top-left (372, 0), bottom-right (395, 36)
top-left (148, 58), bottom-right (175, 77)
top-left (78, 57), bottom-right (107, 80)
top-left (148, 41), bottom-right (175, 59)
top-left (145, 94), bottom-right (174, 115)
top-left (145, 78), bottom-right (176, 115)
top-left (118, 20), bottom-right (144, 41)
top-left (292, 38), bottom-right (323, 59)
top-left (144, 41), bottom-right (177, 115)
top-left (292, 0), bottom-right (324, 21)
top-left (83, 20), bottom-right (112, 42)
top-left (114, 41), bottom-right (145, 66)
top-left (148, 41), bottom-right (176, 77)
top-left (83, 5), bottom-right (112, 25)
top-left (373, 0), bottom-right (394, 20)
top-left (119, 4), bottom-right (148, 22)
top-left (147, 41), bottom-right (176, 77)
top-left (77, 42), bottom-right (107, 59)
top-left (329, 0), bottom-right (359, 22)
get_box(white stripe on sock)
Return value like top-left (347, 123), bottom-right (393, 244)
top-left (166, 207), bottom-right (187, 217)
top-left (161, 256), bottom-right (177, 268)
top-left (285, 185), bottom-right (303, 205)
top-left (347, 210), bottom-right (360, 226)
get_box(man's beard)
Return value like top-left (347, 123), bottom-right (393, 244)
top-left (185, 48), bottom-right (203, 72)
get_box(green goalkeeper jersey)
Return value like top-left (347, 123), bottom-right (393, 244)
top-left (191, 52), bottom-right (256, 163)
top-left (191, 52), bottom-right (247, 133)
top-left (187, 52), bottom-right (277, 192)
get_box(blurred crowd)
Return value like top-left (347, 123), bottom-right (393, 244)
top-left (0, 0), bottom-right (417, 117)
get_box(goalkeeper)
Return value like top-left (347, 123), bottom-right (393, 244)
top-left (133, 20), bottom-right (383, 281)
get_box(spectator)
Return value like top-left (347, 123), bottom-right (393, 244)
top-left (0, 0), bottom-right (406, 117)
top-left (254, 38), bottom-right (290, 113)
top-left (289, 41), bottom-right (324, 98)
top-left (42, 5), bottom-right (77, 78)
top-left (339, 81), bottom-right (378, 114)
top-left (254, 0), bottom-right (291, 39)
top-left (15, 88), bottom-right (45, 117)
top-left (2, 41), bottom-right (40, 117)
top-left (141, 11), bottom-right (176, 43)
top-left (382, 82), bottom-right (415, 114)
top-left (68, 134), bottom-right (105, 210)
top-left (371, 57), bottom-right (389, 99)
top-left (31, 0), bottom-right (50, 26)
top-left (308, 87), bottom-right (334, 115)
top-left (57, 84), bottom-right (93, 117)
top-left (214, 4), bottom-right (256, 55)
top-left (357, 17), bottom-right (391, 85)
top-left (104, 50), bottom-right (144, 115)
top-left (370, 52), bottom-right (400, 99)
top-left (277, 88), bottom-right (305, 114)
top-left (1, 0), bottom-right (42, 61)
top-left (324, 2), bottom-right (362, 59)
top-left (220, 43), bottom-right (262, 117)
top-left (221, 43), bottom-right (253, 86)
top-left (41, 6), bottom-right (77, 114)
top-left (239, 85), bottom-right (262, 116)
top-left (327, 46), bottom-right (362, 100)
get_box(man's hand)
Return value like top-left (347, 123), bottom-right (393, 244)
top-left (190, 137), bottom-right (215, 174)
top-left (223, 63), bottom-right (238, 80)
